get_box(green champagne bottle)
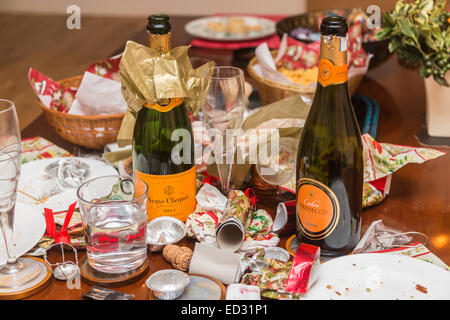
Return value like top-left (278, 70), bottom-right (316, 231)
top-left (133, 14), bottom-right (196, 222)
top-left (295, 16), bottom-right (363, 257)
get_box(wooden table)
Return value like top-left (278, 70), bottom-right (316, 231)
top-left (20, 16), bottom-right (449, 300)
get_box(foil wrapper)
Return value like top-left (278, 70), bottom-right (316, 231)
top-left (38, 158), bottom-right (89, 200)
top-left (146, 216), bottom-right (186, 252)
top-left (253, 247), bottom-right (290, 263)
top-left (117, 41), bottom-right (214, 147)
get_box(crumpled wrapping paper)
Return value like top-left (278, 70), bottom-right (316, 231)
top-left (185, 186), bottom-right (279, 253)
top-left (241, 257), bottom-right (301, 300)
top-left (117, 41), bottom-right (214, 147)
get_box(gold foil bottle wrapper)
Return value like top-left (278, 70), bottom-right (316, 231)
top-left (118, 41), bottom-right (214, 147)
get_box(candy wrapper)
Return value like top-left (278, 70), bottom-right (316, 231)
top-left (285, 243), bottom-right (320, 294)
top-left (241, 257), bottom-right (301, 300)
top-left (226, 284), bottom-right (261, 300)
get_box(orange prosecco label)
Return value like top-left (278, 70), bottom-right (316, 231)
top-left (317, 58), bottom-right (348, 87)
top-left (143, 97), bottom-right (183, 112)
top-left (135, 165), bottom-right (197, 221)
top-left (296, 178), bottom-right (340, 240)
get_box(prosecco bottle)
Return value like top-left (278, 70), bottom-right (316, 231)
top-left (133, 14), bottom-right (196, 221)
top-left (295, 16), bottom-right (363, 257)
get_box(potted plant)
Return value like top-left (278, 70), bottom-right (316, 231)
top-left (376, 0), bottom-right (450, 137)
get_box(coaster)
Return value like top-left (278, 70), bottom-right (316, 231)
top-left (286, 234), bottom-right (300, 256)
top-left (0, 257), bottom-right (52, 300)
top-left (80, 256), bottom-right (149, 288)
top-left (148, 274), bottom-right (226, 300)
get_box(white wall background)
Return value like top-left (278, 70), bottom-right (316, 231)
top-left (0, 0), bottom-right (307, 16)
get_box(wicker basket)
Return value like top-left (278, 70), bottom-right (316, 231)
top-left (248, 51), bottom-right (365, 105)
top-left (36, 75), bottom-right (124, 150)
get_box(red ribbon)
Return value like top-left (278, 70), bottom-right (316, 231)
top-left (44, 201), bottom-right (77, 244)
top-left (244, 188), bottom-right (258, 207)
top-left (202, 172), bottom-right (220, 186)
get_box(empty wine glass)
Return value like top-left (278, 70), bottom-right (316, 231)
top-left (203, 67), bottom-right (246, 195)
top-left (0, 99), bottom-right (49, 293)
top-left (255, 138), bottom-right (297, 200)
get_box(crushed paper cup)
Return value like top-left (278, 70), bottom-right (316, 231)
top-left (226, 284), bottom-right (261, 300)
top-left (273, 200), bottom-right (296, 236)
top-left (285, 243), bottom-right (320, 294)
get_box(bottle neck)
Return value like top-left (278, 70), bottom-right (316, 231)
top-left (317, 34), bottom-right (348, 87)
top-left (148, 32), bottom-right (171, 55)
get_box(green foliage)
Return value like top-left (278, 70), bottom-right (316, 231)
top-left (376, 0), bottom-right (450, 86)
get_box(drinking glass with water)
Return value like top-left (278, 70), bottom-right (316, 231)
top-left (77, 175), bottom-right (148, 274)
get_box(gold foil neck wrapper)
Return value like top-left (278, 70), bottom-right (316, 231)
top-left (117, 40), bottom-right (214, 147)
top-left (319, 34), bottom-right (348, 66)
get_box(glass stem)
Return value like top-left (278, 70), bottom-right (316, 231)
top-left (0, 206), bottom-right (22, 274)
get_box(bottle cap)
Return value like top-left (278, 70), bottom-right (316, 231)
top-left (320, 16), bottom-right (348, 36)
top-left (147, 14), bottom-right (171, 34)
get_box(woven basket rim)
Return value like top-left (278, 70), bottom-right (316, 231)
top-left (247, 50), bottom-right (315, 94)
top-left (38, 100), bottom-right (124, 120)
top-left (36, 75), bottom-right (125, 120)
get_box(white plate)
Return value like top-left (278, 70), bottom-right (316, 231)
top-left (0, 202), bottom-right (46, 265)
top-left (185, 16), bottom-right (276, 41)
top-left (17, 157), bottom-right (118, 212)
top-left (302, 253), bottom-right (450, 300)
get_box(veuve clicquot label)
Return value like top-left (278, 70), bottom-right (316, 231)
top-left (135, 166), bottom-right (196, 221)
top-left (296, 178), bottom-right (340, 240)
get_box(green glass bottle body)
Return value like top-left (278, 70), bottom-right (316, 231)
top-left (132, 15), bottom-right (197, 222)
top-left (295, 17), bottom-right (363, 257)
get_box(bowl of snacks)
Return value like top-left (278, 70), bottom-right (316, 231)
top-left (276, 8), bottom-right (390, 69)
top-left (185, 15), bottom-right (276, 41)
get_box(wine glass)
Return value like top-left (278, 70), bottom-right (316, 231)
top-left (0, 99), bottom-right (48, 293)
top-left (255, 138), bottom-right (297, 201)
top-left (203, 66), bottom-right (246, 195)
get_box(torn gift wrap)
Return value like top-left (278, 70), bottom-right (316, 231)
top-left (28, 68), bottom-right (76, 113)
top-left (216, 190), bottom-right (253, 251)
